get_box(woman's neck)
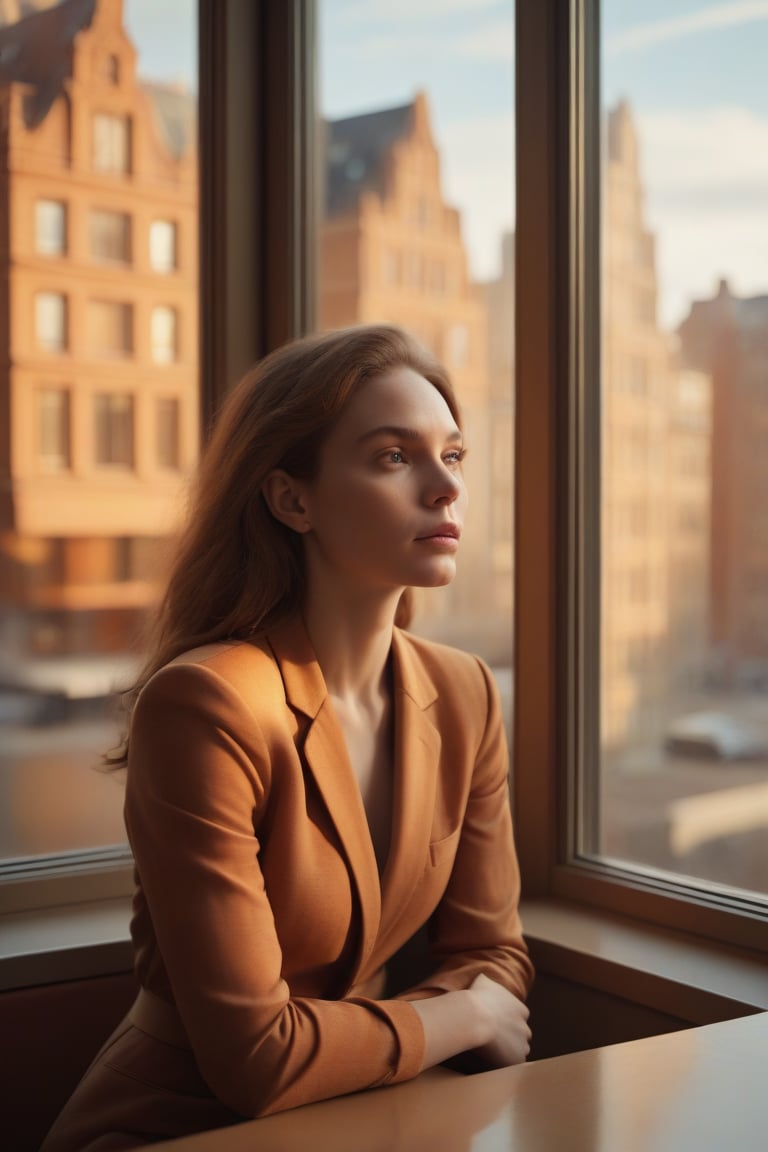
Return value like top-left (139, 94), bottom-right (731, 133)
top-left (302, 584), bottom-right (401, 704)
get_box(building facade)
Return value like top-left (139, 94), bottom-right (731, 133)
top-left (601, 101), bottom-right (711, 755)
top-left (678, 281), bottom-right (768, 665)
top-left (319, 91), bottom-right (511, 660)
top-left (0, 0), bottom-right (197, 693)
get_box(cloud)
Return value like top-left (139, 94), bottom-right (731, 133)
top-left (606, 0), bottom-right (768, 55)
top-left (454, 18), bottom-right (514, 60)
top-left (331, 20), bottom-right (513, 63)
top-left (637, 106), bottom-right (768, 194)
top-left (342, 0), bottom-right (501, 20)
top-left (436, 111), bottom-right (515, 280)
top-left (630, 106), bottom-right (768, 326)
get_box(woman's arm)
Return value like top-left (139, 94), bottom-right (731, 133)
top-left (126, 661), bottom-right (425, 1119)
top-left (411, 975), bottom-right (530, 1069)
top-left (396, 655), bottom-right (534, 1061)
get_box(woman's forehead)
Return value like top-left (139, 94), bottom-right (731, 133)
top-left (340, 366), bottom-right (458, 433)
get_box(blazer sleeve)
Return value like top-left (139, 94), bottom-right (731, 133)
top-left (397, 657), bottom-right (534, 1003)
top-left (125, 662), bottom-right (424, 1119)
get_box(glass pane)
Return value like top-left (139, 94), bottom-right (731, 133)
top-left (317, 0), bottom-right (516, 731)
top-left (597, 2), bottom-right (768, 897)
top-left (89, 209), bottom-right (132, 263)
top-left (36, 200), bottom-right (67, 256)
top-left (0, 0), bottom-right (198, 868)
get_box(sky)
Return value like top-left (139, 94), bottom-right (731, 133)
top-left (123, 0), bottom-right (768, 331)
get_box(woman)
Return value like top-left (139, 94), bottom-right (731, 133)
top-left (42, 324), bottom-right (534, 1150)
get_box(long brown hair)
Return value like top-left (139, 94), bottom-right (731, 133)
top-left (112, 324), bottom-right (460, 759)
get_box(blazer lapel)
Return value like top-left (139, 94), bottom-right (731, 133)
top-left (266, 617), bottom-right (383, 971)
top-left (377, 628), bottom-right (441, 948)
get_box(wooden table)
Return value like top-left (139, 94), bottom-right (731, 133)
top-left (159, 1011), bottom-right (768, 1152)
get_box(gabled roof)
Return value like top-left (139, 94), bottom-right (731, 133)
top-left (325, 99), bottom-right (413, 218)
top-left (0, 0), bottom-right (94, 124)
top-left (0, 0), bottom-right (195, 158)
top-left (142, 79), bottom-right (196, 160)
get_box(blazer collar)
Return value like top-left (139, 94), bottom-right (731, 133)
top-left (264, 615), bottom-right (442, 978)
top-left (264, 615), bottom-right (440, 717)
top-left (264, 614), bottom-right (328, 718)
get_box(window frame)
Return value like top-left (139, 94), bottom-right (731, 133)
top-left (88, 207), bottom-right (132, 265)
top-left (150, 304), bottom-right (178, 364)
top-left (149, 219), bottom-right (178, 273)
top-left (34, 290), bottom-right (68, 352)
top-left (3, 0), bottom-right (765, 957)
top-left (35, 198), bottom-right (67, 256)
top-left (92, 111), bottom-right (131, 174)
top-left (0, 0), bottom-right (317, 917)
top-left (93, 391), bottom-right (135, 468)
top-left (513, 0), bottom-right (767, 954)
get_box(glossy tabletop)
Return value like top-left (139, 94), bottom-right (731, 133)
top-left (160, 1011), bottom-right (768, 1152)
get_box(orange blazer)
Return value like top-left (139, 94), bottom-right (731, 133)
top-left (43, 616), bottom-right (533, 1148)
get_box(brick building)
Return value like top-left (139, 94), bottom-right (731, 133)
top-left (601, 101), bottom-right (711, 754)
top-left (678, 280), bottom-right (768, 663)
top-left (0, 0), bottom-right (197, 695)
top-left (320, 91), bottom-right (508, 657)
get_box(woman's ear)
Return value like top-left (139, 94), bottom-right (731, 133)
top-left (261, 470), bottom-right (311, 533)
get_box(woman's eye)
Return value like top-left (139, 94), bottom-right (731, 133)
top-left (444, 448), bottom-right (466, 465)
top-left (387, 449), bottom-right (405, 464)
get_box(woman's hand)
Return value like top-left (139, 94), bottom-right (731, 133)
top-left (467, 972), bottom-right (531, 1067)
top-left (411, 973), bottom-right (531, 1072)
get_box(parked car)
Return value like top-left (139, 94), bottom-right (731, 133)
top-left (664, 711), bottom-right (768, 761)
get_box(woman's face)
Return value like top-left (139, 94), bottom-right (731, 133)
top-left (300, 364), bottom-right (468, 600)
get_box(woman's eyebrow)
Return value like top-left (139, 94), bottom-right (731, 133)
top-left (356, 424), bottom-right (463, 444)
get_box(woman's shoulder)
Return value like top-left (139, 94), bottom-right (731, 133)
top-left (140, 637), bottom-right (285, 717)
top-left (394, 628), bottom-right (495, 703)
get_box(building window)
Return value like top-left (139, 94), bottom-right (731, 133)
top-left (149, 220), bottom-right (178, 272)
top-left (94, 393), bottom-right (134, 467)
top-left (87, 300), bottom-right (133, 357)
top-left (39, 388), bottom-right (71, 470)
top-left (92, 112), bottom-right (131, 173)
top-left (447, 323), bottom-right (469, 368)
top-left (35, 200), bottom-right (67, 256)
top-left (157, 396), bottom-right (181, 469)
top-left (382, 248), bottom-right (399, 286)
top-left (106, 53), bottom-right (120, 84)
top-left (35, 292), bottom-right (67, 351)
top-left (151, 305), bottom-right (178, 363)
top-left (89, 209), bottom-right (131, 263)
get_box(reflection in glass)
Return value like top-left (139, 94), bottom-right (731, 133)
top-left (598, 2), bottom-right (768, 896)
top-left (317, 2), bottom-right (515, 714)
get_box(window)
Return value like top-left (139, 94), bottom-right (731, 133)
top-left (94, 393), bottom-right (134, 467)
top-left (87, 299), bottom-right (132, 356)
top-left (35, 291), bottom-right (67, 351)
top-left (0, 1), bottom-right (198, 890)
top-left (89, 209), bottom-right (131, 263)
top-left (151, 305), bottom-right (178, 363)
top-left (157, 396), bottom-right (180, 468)
top-left (514, 0), bottom-right (767, 953)
top-left (596, 0), bottom-right (768, 901)
top-left (447, 324), bottom-right (469, 369)
top-left (6, 0), bottom-right (763, 988)
top-left (35, 200), bottom-right (66, 256)
top-left (149, 219), bottom-right (177, 272)
top-left (92, 112), bottom-right (131, 172)
top-left (39, 388), bottom-right (71, 470)
top-left (317, 1), bottom-right (515, 695)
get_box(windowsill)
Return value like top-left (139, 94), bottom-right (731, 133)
top-left (521, 898), bottom-right (768, 1022)
top-left (1, 894), bottom-right (766, 1016)
top-left (0, 898), bottom-right (132, 992)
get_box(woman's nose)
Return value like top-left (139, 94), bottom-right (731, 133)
top-left (426, 462), bottom-right (462, 506)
